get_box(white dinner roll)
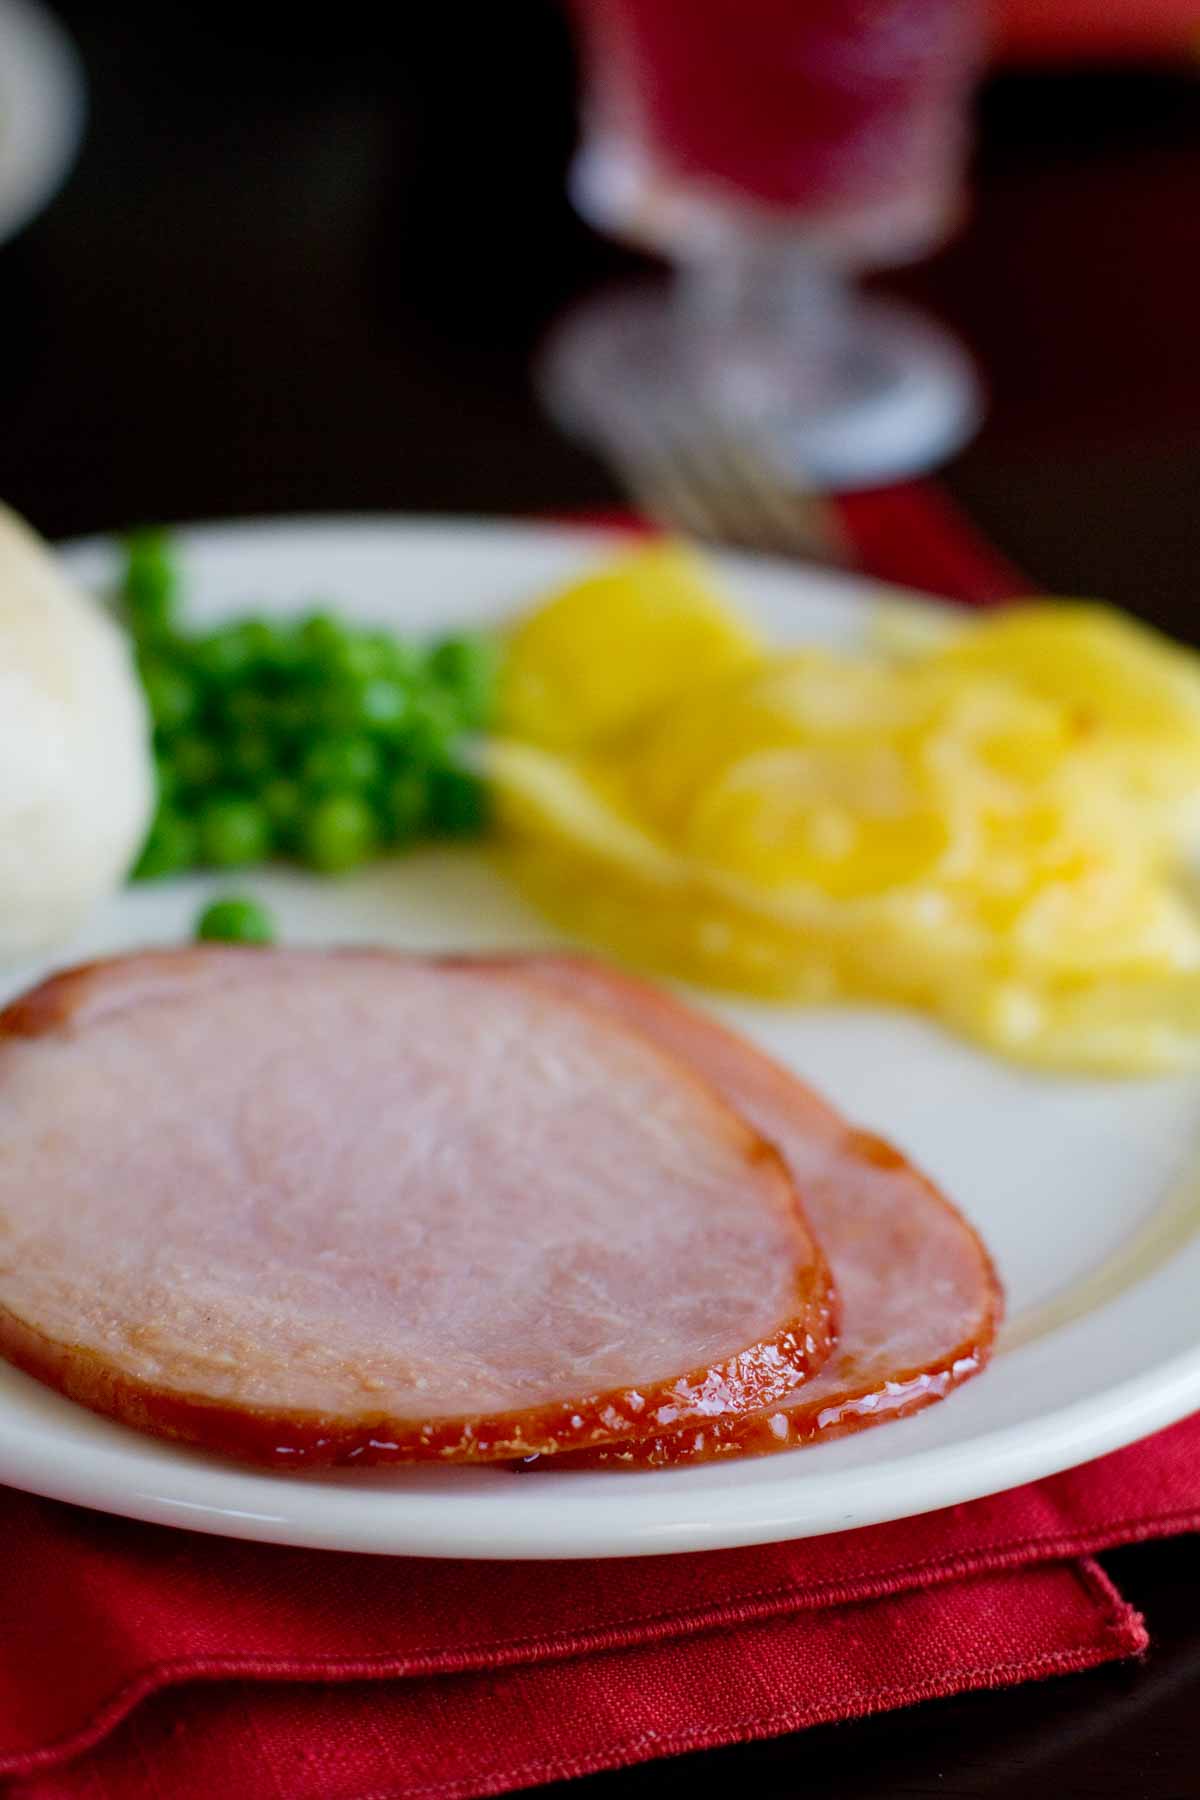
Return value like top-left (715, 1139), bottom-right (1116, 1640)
top-left (0, 505), bottom-right (153, 959)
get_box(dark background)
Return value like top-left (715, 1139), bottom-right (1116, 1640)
top-left (5, 6), bottom-right (1200, 1794)
top-left (5, 2), bottom-right (1200, 623)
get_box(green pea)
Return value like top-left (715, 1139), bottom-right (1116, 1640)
top-left (299, 611), bottom-right (348, 661)
top-left (193, 623), bottom-right (265, 687)
top-left (265, 694), bottom-right (314, 741)
top-left (197, 794), bottom-right (272, 868)
top-left (239, 619), bottom-right (283, 663)
top-left (222, 687), bottom-right (276, 733)
top-left (305, 682), bottom-right (357, 734)
top-left (140, 658), bottom-right (198, 736)
top-left (380, 767), bottom-right (429, 845)
top-left (261, 776), bottom-right (304, 845)
top-left (364, 630), bottom-right (422, 682)
top-left (427, 633), bottom-right (499, 730)
top-left (122, 528), bottom-right (179, 639)
top-left (428, 761), bottom-right (489, 837)
top-left (153, 752), bottom-right (181, 807)
top-left (171, 733), bottom-right (223, 793)
top-left (213, 620), bottom-right (300, 687)
top-left (356, 677), bottom-right (411, 736)
top-left (325, 630), bottom-right (418, 685)
top-left (308, 674), bottom-right (404, 736)
top-left (329, 634), bottom-right (386, 683)
top-left (301, 734), bottom-right (382, 792)
top-left (227, 729), bottom-right (276, 786)
top-left (261, 628), bottom-right (309, 691)
top-left (195, 895), bottom-right (277, 945)
top-left (131, 805), bottom-right (198, 881)
top-left (398, 690), bottom-right (457, 763)
top-left (300, 792), bottom-right (377, 873)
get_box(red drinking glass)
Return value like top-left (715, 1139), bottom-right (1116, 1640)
top-left (545, 1), bottom-right (985, 491)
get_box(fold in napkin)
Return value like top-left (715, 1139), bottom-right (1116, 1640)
top-left (0, 485), bottom-right (1180, 1800)
top-left (0, 1573), bottom-right (1138, 1800)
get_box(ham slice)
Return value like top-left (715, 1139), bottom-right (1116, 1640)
top-left (0, 949), bottom-right (836, 1468)
top-left (508, 957), bottom-right (1002, 1467)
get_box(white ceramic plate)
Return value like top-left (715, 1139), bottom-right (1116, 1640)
top-left (1, 516), bottom-right (1199, 1560)
top-left (0, 1), bottom-right (84, 245)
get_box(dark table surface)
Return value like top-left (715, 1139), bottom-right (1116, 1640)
top-left (5, 5), bottom-right (1200, 1796)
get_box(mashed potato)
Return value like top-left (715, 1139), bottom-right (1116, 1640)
top-left (0, 506), bottom-right (153, 959)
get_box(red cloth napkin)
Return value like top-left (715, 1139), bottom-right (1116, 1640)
top-left (13, 1419), bottom-right (1200, 1799)
top-left (2, 484), bottom-right (1191, 1800)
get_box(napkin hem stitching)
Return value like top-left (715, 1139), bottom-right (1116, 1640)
top-left (348, 1574), bottom-right (1145, 1800)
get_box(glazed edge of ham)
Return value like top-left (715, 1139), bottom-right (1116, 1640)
top-left (499, 955), bottom-right (1002, 1470)
top-left (0, 948), bottom-right (838, 1468)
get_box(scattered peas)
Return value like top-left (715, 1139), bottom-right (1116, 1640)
top-left (118, 533), bottom-right (496, 885)
top-left (195, 896), bottom-right (277, 945)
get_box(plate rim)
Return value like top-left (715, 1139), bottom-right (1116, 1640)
top-left (0, 1326), bottom-right (1199, 1560)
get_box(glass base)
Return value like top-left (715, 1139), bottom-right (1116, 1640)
top-left (539, 281), bottom-right (982, 493)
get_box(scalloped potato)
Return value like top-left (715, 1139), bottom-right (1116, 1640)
top-left (493, 551), bottom-right (1200, 1073)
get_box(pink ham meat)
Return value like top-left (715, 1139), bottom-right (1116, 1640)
top-left (0, 949), bottom-right (836, 1468)
top-left (509, 956), bottom-right (1002, 1468)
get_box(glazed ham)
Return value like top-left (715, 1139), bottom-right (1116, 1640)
top-left (508, 957), bottom-right (1002, 1468)
top-left (0, 949), bottom-right (836, 1467)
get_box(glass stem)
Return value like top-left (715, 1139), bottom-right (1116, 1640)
top-left (673, 249), bottom-right (853, 423)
